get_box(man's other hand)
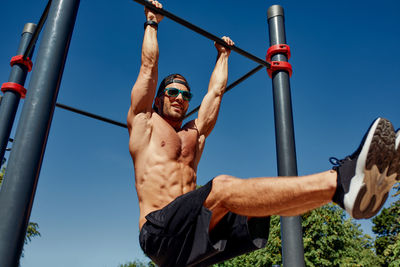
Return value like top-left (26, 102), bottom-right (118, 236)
top-left (215, 36), bottom-right (234, 56)
top-left (145, 0), bottom-right (164, 23)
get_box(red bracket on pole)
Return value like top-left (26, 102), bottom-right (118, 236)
top-left (1, 82), bottom-right (27, 98)
top-left (267, 61), bottom-right (293, 78)
top-left (266, 44), bottom-right (291, 61)
top-left (266, 44), bottom-right (292, 78)
top-left (10, 55), bottom-right (33, 72)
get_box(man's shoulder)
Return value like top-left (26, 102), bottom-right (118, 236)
top-left (128, 109), bottom-right (157, 128)
top-left (127, 110), bottom-right (158, 145)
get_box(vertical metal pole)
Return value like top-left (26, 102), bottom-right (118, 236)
top-left (0, 23), bottom-right (36, 163)
top-left (267, 5), bottom-right (305, 267)
top-left (0, 0), bottom-right (80, 265)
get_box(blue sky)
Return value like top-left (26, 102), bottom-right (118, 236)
top-left (1, 0), bottom-right (399, 266)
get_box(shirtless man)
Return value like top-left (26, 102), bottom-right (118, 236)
top-left (127, 1), bottom-right (400, 266)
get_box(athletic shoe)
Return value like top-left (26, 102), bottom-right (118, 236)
top-left (362, 128), bottom-right (399, 219)
top-left (331, 118), bottom-right (396, 219)
top-left (388, 129), bottom-right (400, 182)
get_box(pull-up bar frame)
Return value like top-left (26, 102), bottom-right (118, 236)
top-left (0, 0), bottom-right (81, 266)
top-left (133, 0), bottom-right (271, 68)
top-left (0, 1), bottom-right (303, 266)
top-left (0, 24), bottom-right (36, 166)
top-left (54, 64), bottom-right (264, 127)
top-left (267, 5), bottom-right (305, 266)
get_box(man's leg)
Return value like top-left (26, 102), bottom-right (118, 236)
top-left (205, 117), bottom-right (399, 230)
top-left (204, 171), bottom-right (336, 230)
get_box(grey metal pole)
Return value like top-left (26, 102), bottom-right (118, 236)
top-left (0, 23), bottom-right (36, 163)
top-left (267, 5), bottom-right (305, 267)
top-left (0, 0), bottom-right (80, 265)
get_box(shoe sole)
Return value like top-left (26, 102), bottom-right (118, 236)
top-left (344, 118), bottom-right (396, 219)
top-left (388, 130), bottom-right (400, 181)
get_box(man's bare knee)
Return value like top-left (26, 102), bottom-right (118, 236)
top-left (206, 175), bottom-right (237, 208)
top-left (204, 175), bottom-right (239, 229)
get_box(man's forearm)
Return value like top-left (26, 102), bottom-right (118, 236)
top-left (195, 37), bottom-right (232, 137)
top-left (141, 0), bottom-right (163, 70)
top-left (128, 1), bottom-right (163, 117)
top-left (208, 52), bottom-right (229, 96)
top-left (141, 26), bottom-right (159, 70)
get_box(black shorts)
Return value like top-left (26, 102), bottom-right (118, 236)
top-left (139, 179), bottom-right (270, 267)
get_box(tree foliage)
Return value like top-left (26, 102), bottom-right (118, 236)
top-left (0, 165), bottom-right (4, 186)
top-left (24, 222), bottom-right (41, 245)
top-left (302, 204), bottom-right (380, 267)
top-left (215, 204), bottom-right (381, 267)
top-left (372, 184), bottom-right (400, 267)
top-left (118, 260), bottom-right (156, 267)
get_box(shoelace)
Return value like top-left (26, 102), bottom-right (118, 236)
top-left (329, 157), bottom-right (347, 167)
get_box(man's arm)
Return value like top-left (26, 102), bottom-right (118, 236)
top-left (128, 1), bottom-right (163, 122)
top-left (195, 36), bottom-right (234, 138)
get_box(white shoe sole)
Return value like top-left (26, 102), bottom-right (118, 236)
top-left (344, 118), bottom-right (396, 219)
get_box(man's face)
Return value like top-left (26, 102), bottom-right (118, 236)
top-left (157, 82), bottom-right (190, 121)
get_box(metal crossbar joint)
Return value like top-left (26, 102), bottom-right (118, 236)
top-left (1, 82), bottom-right (27, 98)
top-left (10, 55), bottom-right (33, 72)
top-left (266, 44), bottom-right (292, 78)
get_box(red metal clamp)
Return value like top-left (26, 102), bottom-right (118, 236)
top-left (10, 55), bottom-right (33, 72)
top-left (266, 44), bottom-right (292, 78)
top-left (1, 82), bottom-right (27, 98)
top-left (267, 61), bottom-right (293, 78)
top-left (266, 44), bottom-right (291, 62)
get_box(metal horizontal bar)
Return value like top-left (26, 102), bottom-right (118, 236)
top-left (55, 103), bottom-right (128, 129)
top-left (133, 0), bottom-right (270, 68)
top-left (55, 64), bottom-right (264, 125)
top-left (55, 66), bottom-right (263, 128)
top-left (55, 65), bottom-right (263, 127)
top-left (53, 2), bottom-right (269, 128)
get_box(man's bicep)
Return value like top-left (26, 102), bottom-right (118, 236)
top-left (130, 67), bottom-right (158, 115)
top-left (196, 91), bottom-right (223, 137)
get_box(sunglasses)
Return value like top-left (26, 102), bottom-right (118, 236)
top-left (163, 88), bottom-right (193, 101)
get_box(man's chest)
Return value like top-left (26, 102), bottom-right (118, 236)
top-left (151, 123), bottom-right (199, 164)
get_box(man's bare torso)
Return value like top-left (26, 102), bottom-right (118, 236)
top-left (128, 111), bottom-right (205, 229)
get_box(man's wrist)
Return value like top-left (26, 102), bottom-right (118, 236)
top-left (144, 20), bottom-right (158, 30)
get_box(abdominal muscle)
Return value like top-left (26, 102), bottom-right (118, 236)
top-left (135, 157), bottom-right (197, 230)
top-left (129, 114), bottom-right (201, 230)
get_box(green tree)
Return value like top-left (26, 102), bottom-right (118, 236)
top-left (302, 204), bottom-right (380, 267)
top-left (215, 204), bottom-right (380, 267)
top-left (0, 163), bottom-right (4, 185)
top-left (372, 184), bottom-right (400, 267)
top-left (118, 260), bottom-right (156, 267)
